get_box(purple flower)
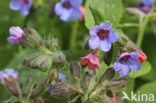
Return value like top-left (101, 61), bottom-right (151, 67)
top-left (89, 21), bottom-right (118, 52)
top-left (139, 0), bottom-right (154, 13)
top-left (7, 26), bottom-right (24, 44)
top-left (55, 0), bottom-right (82, 22)
top-left (10, 0), bottom-right (32, 16)
top-left (47, 73), bottom-right (66, 92)
top-left (114, 51), bottom-right (141, 77)
top-left (0, 69), bottom-right (18, 84)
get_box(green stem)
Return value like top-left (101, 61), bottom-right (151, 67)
top-left (136, 15), bottom-right (149, 47)
top-left (70, 21), bottom-right (79, 49)
top-left (39, 46), bottom-right (53, 55)
top-left (118, 23), bottom-right (139, 28)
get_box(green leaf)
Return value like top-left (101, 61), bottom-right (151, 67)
top-left (85, 0), bottom-right (123, 29)
top-left (129, 61), bottom-right (151, 78)
top-left (136, 81), bottom-right (156, 101)
top-left (84, 0), bottom-right (95, 29)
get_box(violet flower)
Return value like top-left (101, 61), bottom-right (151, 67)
top-left (7, 26), bottom-right (24, 44)
top-left (55, 0), bottom-right (82, 22)
top-left (10, 0), bottom-right (32, 16)
top-left (114, 51), bottom-right (141, 77)
top-left (0, 69), bottom-right (18, 84)
top-left (89, 21), bottom-right (118, 52)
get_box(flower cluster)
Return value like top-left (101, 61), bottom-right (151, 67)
top-left (55, 0), bottom-right (82, 22)
top-left (10, 0), bottom-right (32, 16)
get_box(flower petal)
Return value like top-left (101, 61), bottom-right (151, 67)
top-left (89, 25), bottom-right (101, 37)
top-left (89, 37), bottom-right (100, 49)
top-left (128, 59), bottom-right (141, 71)
top-left (55, 3), bottom-right (63, 15)
top-left (114, 61), bottom-right (131, 77)
top-left (9, 26), bottom-right (23, 38)
top-left (129, 51), bottom-right (140, 59)
top-left (20, 4), bottom-right (30, 16)
top-left (71, 9), bottom-right (82, 19)
top-left (7, 36), bottom-right (20, 44)
top-left (108, 30), bottom-right (118, 42)
top-left (100, 21), bottom-right (112, 30)
top-left (60, 9), bottom-right (72, 22)
top-left (10, 0), bottom-right (22, 10)
top-left (100, 39), bottom-right (112, 52)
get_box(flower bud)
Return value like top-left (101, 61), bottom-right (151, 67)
top-left (23, 53), bottom-right (53, 72)
top-left (103, 45), bottom-right (114, 66)
top-left (70, 61), bottom-right (80, 82)
top-left (30, 80), bottom-right (49, 99)
top-left (48, 0), bottom-right (56, 18)
top-left (106, 78), bottom-right (128, 90)
top-left (83, 40), bottom-right (89, 50)
top-left (22, 28), bottom-right (44, 49)
top-left (4, 76), bottom-right (21, 97)
top-left (50, 81), bottom-right (77, 97)
top-left (82, 71), bottom-right (96, 90)
top-left (53, 52), bottom-right (66, 65)
top-left (98, 67), bottom-right (115, 85)
top-left (22, 76), bottom-right (34, 97)
top-left (138, 51), bottom-right (147, 62)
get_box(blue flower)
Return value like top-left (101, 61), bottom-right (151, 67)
top-left (10, 0), bottom-right (32, 16)
top-left (114, 51), bottom-right (141, 77)
top-left (89, 21), bottom-right (118, 52)
top-left (141, 0), bottom-right (154, 6)
top-left (0, 69), bottom-right (18, 84)
top-left (139, 0), bottom-right (154, 13)
top-left (55, 0), bottom-right (82, 22)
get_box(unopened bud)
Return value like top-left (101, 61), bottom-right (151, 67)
top-left (23, 53), bottom-right (53, 72)
top-left (103, 45), bottom-right (114, 66)
top-left (106, 78), bottom-right (128, 90)
top-left (48, 0), bottom-right (56, 18)
top-left (98, 68), bottom-right (115, 84)
top-left (4, 76), bottom-right (21, 97)
top-left (23, 28), bottom-right (44, 49)
top-left (22, 76), bottom-right (33, 97)
top-left (83, 40), bottom-right (89, 50)
top-left (82, 71), bottom-right (96, 90)
top-left (70, 61), bottom-right (80, 82)
top-left (30, 80), bottom-right (49, 99)
top-left (53, 52), bottom-right (66, 65)
top-left (50, 81), bottom-right (77, 97)
top-left (126, 8), bottom-right (145, 17)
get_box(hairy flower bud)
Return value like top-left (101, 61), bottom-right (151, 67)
top-left (83, 40), bottom-right (89, 50)
top-left (103, 45), bottom-right (114, 66)
top-left (23, 28), bottom-right (44, 49)
top-left (98, 67), bottom-right (115, 84)
top-left (70, 61), bottom-right (80, 82)
top-left (106, 78), bottom-right (128, 90)
top-left (50, 81), bottom-right (77, 97)
top-left (48, 0), bottom-right (56, 18)
top-left (23, 53), bottom-right (53, 72)
top-left (82, 71), bottom-right (96, 90)
top-left (53, 52), bottom-right (66, 65)
top-left (22, 76), bottom-right (34, 97)
top-left (4, 76), bottom-right (21, 97)
top-left (30, 80), bottom-right (49, 99)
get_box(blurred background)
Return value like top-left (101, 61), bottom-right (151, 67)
top-left (0, 0), bottom-right (156, 102)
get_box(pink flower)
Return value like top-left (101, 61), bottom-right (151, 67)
top-left (138, 51), bottom-right (147, 63)
top-left (79, 7), bottom-right (85, 21)
top-left (80, 51), bottom-right (100, 70)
